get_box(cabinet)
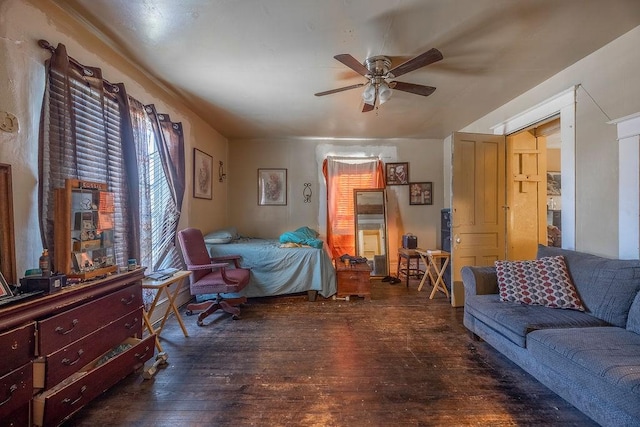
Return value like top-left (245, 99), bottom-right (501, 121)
top-left (54, 179), bottom-right (117, 280)
top-left (335, 259), bottom-right (372, 300)
top-left (0, 269), bottom-right (152, 427)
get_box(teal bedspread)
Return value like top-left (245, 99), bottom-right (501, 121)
top-left (204, 236), bottom-right (336, 299)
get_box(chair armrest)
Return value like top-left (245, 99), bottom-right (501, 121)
top-left (187, 262), bottom-right (229, 271)
top-left (210, 254), bottom-right (243, 268)
top-left (461, 266), bottom-right (498, 298)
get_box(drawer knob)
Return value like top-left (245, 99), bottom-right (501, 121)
top-left (121, 294), bottom-right (136, 305)
top-left (124, 318), bottom-right (139, 330)
top-left (55, 318), bottom-right (79, 335)
top-left (62, 349), bottom-right (84, 366)
top-left (62, 385), bottom-right (87, 406)
top-left (135, 346), bottom-right (150, 361)
top-left (0, 384), bottom-right (17, 407)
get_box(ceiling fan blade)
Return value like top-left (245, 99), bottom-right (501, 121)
top-left (334, 54), bottom-right (370, 76)
top-left (390, 81), bottom-right (436, 97)
top-left (314, 83), bottom-right (365, 97)
top-left (387, 48), bottom-right (443, 78)
top-left (362, 102), bottom-right (375, 113)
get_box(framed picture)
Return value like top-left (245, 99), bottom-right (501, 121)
top-left (193, 148), bottom-right (213, 199)
top-left (0, 272), bottom-right (12, 298)
top-left (386, 162), bottom-right (409, 185)
top-left (258, 169), bottom-right (287, 205)
top-left (547, 171), bottom-right (561, 195)
top-left (409, 182), bottom-right (433, 205)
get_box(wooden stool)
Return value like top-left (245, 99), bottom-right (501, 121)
top-left (397, 248), bottom-right (424, 287)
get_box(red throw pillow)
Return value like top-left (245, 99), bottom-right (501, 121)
top-left (495, 256), bottom-right (585, 311)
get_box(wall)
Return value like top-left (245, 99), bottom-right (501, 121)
top-left (228, 137), bottom-right (444, 270)
top-left (461, 25), bottom-right (640, 258)
top-left (0, 0), bottom-right (228, 278)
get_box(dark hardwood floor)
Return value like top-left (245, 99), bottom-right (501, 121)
top-left (64, 278), bottom-right (597, 427)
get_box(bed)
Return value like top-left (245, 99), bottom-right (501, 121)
top-left (202, 227), bottom-right (336, 300)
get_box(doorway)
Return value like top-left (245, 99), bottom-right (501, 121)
top-left (506, 117), bottom-right (561, 260)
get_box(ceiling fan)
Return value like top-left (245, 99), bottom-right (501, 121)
top-left (315, 48), bottom-right (443, 112)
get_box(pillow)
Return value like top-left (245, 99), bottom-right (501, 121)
top-left (495, 256), bottom-right (585, 311)
top-left (203, 227), bottom-right (239, 244)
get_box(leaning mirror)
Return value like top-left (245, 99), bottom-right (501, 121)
top-left (354, 189), bottom-right (388, 276)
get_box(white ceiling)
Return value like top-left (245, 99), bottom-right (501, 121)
top-left (55, 0), bottom-right (640, 141)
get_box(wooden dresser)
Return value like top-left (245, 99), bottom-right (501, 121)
top-left (0, 269), bottom-right (154, 427)
top-left (334, 259), bottom-right (372, 301)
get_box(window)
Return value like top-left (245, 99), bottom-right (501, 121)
top-left (323, 157), bottom-right (383, 257)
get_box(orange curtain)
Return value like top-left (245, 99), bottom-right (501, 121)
top-left (323, 157), bottom-right (384, 258)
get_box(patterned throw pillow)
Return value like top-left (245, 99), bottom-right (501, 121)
top-left (495, 256), bottom-right (585, 311)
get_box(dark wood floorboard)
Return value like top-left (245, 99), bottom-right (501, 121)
top-left (64, 279), bottom-right (598, 427)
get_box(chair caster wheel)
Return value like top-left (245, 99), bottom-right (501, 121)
top-left (197, 320), bottom-right (204, 326)
top-left (232, 314), bottom-right (240, 320)
top-left (185, 310), bottom-right (193, 316)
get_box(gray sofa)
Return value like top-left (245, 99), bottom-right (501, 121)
top-left (462, 245), bottom-right (640, 427)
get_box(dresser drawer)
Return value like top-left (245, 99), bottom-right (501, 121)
top-left (33, 334), bottom-right (155, 427)
top-left (0, 361), bottom-right (33, 420)
top-left (35, 308), bottom-right (144, 389)
top-left (0, 322), bottom-right (35, 374)
top-left (38, 283), bottom-right (142, 355)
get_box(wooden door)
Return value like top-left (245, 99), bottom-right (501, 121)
top-left (506, 131), bottom-right (547, 260)
top-left (451, 132), bottom-right (505, 306)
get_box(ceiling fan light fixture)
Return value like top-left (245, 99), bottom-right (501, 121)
top-left (378, 82), bottom-right (392, 104)
top-left (362, 84), bottom-right (376, 103)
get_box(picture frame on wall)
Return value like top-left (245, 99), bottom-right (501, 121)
top-left (409, 182), bottom-right (433, 205)
top-left (385, 162), bottom-right (409, 185)
top-left (193, 148), bottom-right (213, 199)
top-left (0, 272), bottom-right (13, 298)
top-left (258, 168), bottom-right (287, 206)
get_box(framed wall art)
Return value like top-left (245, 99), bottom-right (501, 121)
top-left (193, 148), bottom-right (213, 199)
top-left (385, 162), bottom-right (409, 185)
top-left (258, 168), bottom-right (287, 206)
top-left (0, 271), bottom-right (12, 298)
top-left (409, 182), bottom-right (433, 205)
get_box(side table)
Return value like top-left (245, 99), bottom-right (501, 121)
top-left (334, 259), bottom-right (372, 301)
top-left (142, 270), bottom-right (191, 352)
top-left (416, 249), bottom-right (451, 299)
top-left (397, 248), bottom-right (424, 287)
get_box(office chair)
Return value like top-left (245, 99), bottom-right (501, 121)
top-left (177, 227), bottom-right (250, 326)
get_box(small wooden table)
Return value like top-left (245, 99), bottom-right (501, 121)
top-left (142, 270), bottom-right (190, 352)
top-left (334, 259), bottom-right (372, 301)
top-left (416, 250), bottom-right (451, 299)
top-left (397, 248), bottom-right (424, 287)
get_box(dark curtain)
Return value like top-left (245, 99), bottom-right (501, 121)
top-left (145, 104), bottom-right (185, 214)
top-left (39, 42), bottom-right (132, 267)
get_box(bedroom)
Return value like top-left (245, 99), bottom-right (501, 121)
top-left (2, 0), bottom-right (640, 425)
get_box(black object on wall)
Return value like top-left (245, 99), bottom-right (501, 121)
top-left (441, 209), bottom-right (452, 291)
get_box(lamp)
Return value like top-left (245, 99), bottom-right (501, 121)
top-left (218, 161), bottom-right (226, 182)
top-left (362, 83), bottom-right (376, 104)
top-left (378, 82), bottom-right (392, 104)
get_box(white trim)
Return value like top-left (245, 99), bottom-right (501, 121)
top-left (612, 112), bottom-right (640, 259)
top-left (491, 86), bottom-right (577, 250)
top-left (491, 87), bottom-right (577, 135)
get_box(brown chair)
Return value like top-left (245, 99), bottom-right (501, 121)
top-left (177, 227), bottom-right (250, 326)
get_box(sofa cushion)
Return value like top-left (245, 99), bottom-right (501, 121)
top-left (496, 256), bottom-right (584, 311)
top-left (465, 294), bottom-right (608, 347)
top-left (538, 245), bottom-right (640, 327)
top-left (627, 291), bottom-right (640, 334)
top-left (528, 327), bottom-right (640, 397)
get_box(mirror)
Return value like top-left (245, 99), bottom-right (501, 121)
top-left (354, 189), bottom-right (388, 276)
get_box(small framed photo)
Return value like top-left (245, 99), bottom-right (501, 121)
top-left (386, 162), bottom-right (409, 185)
top-left (409, 182), bottom-right (433, 205)
top-left (0, 272), bottom-right (13, 298)
top-left (193, 148), bottom-right (213, 199)
top-left (258, 169), bottom-right (287, 206)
